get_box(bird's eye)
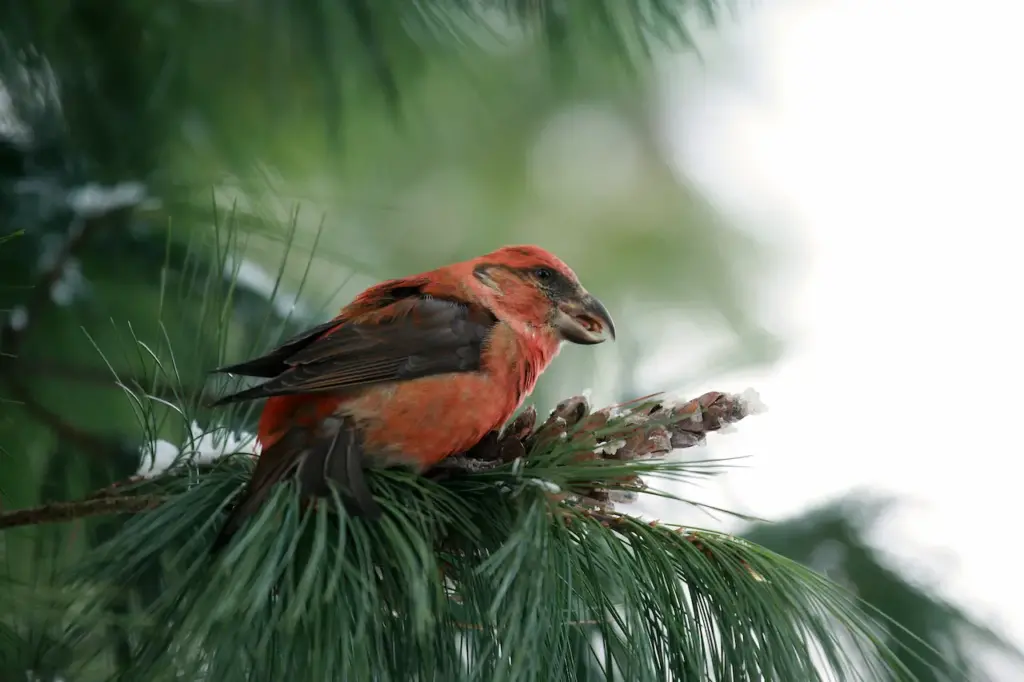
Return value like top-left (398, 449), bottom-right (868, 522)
top-left (534, 268), bottom-right (553, 281)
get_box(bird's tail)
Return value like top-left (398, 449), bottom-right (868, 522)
top-left (212, 417), bottom-right (382, 552)
top-left (212, 451), bottom-right (294, 553)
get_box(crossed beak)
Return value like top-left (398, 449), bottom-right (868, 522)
top-left (553, 291), bottom-right (616, 345)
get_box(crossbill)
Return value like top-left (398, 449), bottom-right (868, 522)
top-left (210, 245), bottom-right (615, 543)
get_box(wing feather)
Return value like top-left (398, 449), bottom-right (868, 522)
top-left (209, 296), bottom-right (496, 406)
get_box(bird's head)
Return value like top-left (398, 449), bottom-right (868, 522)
top-left (467, 245), bottom-right (615, 345)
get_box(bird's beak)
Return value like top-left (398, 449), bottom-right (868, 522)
top-left (553, 291), bottom-right (616, 345)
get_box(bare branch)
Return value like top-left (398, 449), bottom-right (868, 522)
top-left (0, 495), bottom-right (168, 530)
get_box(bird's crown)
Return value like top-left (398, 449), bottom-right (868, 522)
top-left (476, 244), bottom-right (578, 282)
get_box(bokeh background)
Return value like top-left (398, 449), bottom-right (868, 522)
top-left (2, 0), bottom-right (1022, 679)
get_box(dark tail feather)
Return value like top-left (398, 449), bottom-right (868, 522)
top-left (211, 448), bottom-right (296, 553)
top-left (211, 418), bottom-right (381, 553)
top-left (209, 318), bottom-right (342, 379)
top-left (211, 485), bottom-right (269, 553)
top-left (298, 416), bottom-right (382, 520)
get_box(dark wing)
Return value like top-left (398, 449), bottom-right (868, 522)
top-left (208, 296), bottom-right (497, 406)
top-left (211, 318), bottom-right (344, 378)
top-left (210, 278), bottom-right (430, 379)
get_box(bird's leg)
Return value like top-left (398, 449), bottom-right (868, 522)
top-left (448, 454), bottom-right (503, 472)
top-left (461, 430), bottom-right (503, 461)
top-left (428, 422), bottom-right (536, 480)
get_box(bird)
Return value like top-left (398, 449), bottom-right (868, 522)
top-left (208, 244), bottom-right (615, 545)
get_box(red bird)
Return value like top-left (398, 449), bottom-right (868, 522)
top-left (209, 245), bottom-right (615, 541)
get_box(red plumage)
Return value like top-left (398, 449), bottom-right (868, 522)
top-left (209, 245), bottom-right (614, 543)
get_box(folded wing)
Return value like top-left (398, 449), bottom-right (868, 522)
top-left (209, 296), bottom-right (498, 405)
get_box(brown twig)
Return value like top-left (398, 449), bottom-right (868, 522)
top-left (83, 475), bottom-right (150, 500)
top-left (0, 494), bottom-right (168, 530)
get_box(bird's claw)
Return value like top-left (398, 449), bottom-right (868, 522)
top-left (462, 430), bottom-right (528, 463)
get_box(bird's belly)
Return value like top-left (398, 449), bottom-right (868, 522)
top-left (345, 374), bottom-right (518, 470)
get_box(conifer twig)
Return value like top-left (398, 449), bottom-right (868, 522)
top-left (0, 389), bottom-right (764, 531)
top-left (0, 495), bottom-right (168, 529)
top-left (434, 389), bottom-right (762, 504)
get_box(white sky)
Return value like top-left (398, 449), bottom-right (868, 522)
top-left (646, 0), bottom-right (1024, 675)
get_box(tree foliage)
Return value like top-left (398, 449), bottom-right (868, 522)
top-left (4, 382), bottom-right (940, 681)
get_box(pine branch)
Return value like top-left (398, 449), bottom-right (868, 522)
top-left (31, 386), bottom-right (940, 682)
top-left (0, 495), bottom-right (166, 530)
top-left (0, 389), bottom-right (753, 529)
top-left (1, 386), bottom-right (945, 680)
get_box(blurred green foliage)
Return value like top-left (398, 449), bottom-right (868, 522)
top-left (744, 496), bottom-right (1024, 681)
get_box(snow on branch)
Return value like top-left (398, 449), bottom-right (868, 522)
top-left (137, 421), bottom-right (261, 478)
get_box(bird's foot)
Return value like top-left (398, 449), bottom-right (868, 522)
top-left (437, 454), bottom-right (503, 473)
